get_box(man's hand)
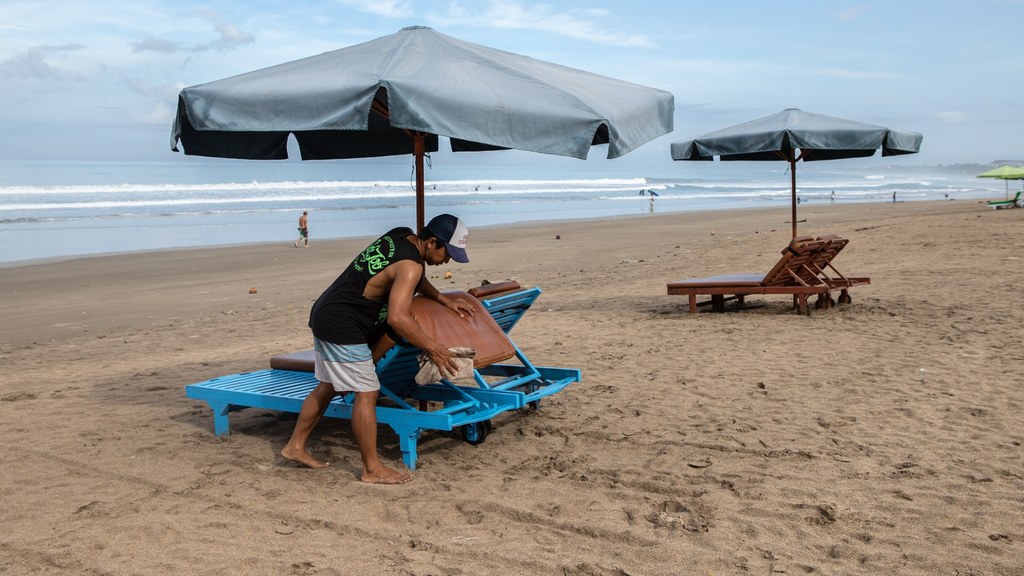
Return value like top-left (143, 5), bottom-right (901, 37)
top-left (437, 293), bottom-right (475, 319)
top-left (427, 344), bottom-right (458, 379)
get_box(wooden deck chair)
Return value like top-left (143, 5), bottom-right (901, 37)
top-left (666, 237), bottom-right (831, 315)
top-left (185, 291), bottom-right (579, 470)
top-left (801, 234), bottom-right (871, 306)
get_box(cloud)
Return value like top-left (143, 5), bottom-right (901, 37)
top-left (132, 35), bottom-right (179, 53)
top-left (336, 0), bottom-right (414, 18)
top-left (133, 100), bottom-right (176, 125)
top-left (210, 21), bottom-right (255, 50)
top-left (122, 75), bottom-right (184, 100)
top-left (190, 10), bottom-right (255, 52)
top-left (935, 111), bottom-right (972, 124)
top-left (0, 43), bottom-right (87, 80)
top-left (342, 0), bottom-right (650, 47)
top-left (119, 74), bottom-right (185, 127)
top-left (436, 2), bottom-right (650, 47)
top-left (837, 5), bottom-right (868, 21)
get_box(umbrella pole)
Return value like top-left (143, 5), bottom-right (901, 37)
top-left (790, 158), bottom-right (798, 239)
top-left (414, 132), bottom-right (426, 232)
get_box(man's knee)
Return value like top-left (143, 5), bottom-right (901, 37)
top-left (354, 390), bottom-right (379, 403)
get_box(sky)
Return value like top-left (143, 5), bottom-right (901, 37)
top-left (1, 0), bottom-right (1022, 171)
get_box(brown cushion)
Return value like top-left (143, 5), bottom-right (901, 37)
top-left (667, 274), bottom-right (765, 289)
top-left (270, 349), bottom-right (315, 372)
top-left (270, 291), bottom-right (515, 372)
top-left (406, 291), bottom-right (515, 367)
top-left (466, 280), bottom-right (522, 299)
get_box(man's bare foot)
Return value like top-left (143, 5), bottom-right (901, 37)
top-left (361, 465), bottom-right (413, 484)
top-left (280, 446), bottom-right (330, 469)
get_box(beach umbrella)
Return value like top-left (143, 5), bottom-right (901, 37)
top-left (670, 108), bottom-right (922, 238)
top-left (976, 165), bottom-right (1024, 199)
top-left (170, 25), bottom-right (674, 231)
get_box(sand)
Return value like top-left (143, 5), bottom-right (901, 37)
top-left (1, 200), bottom-right (1022, 575)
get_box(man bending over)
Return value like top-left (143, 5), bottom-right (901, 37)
top-left (281, 214), bottom-right (473, 484)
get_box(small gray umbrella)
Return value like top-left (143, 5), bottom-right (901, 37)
top-left (171, 25), bottom-right (674, 231)
top-left (670, 108), bottom-right (922, 238)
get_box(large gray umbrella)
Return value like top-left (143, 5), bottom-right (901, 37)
top-left (171, 25), bottom-right (674, 231)
top-left (670, 108), bottom-right (922, 238)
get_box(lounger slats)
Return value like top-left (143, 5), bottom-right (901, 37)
top-left (201, 370), bottom-right (316, 398)
top-left (476, 288), bottom-right (541, 334)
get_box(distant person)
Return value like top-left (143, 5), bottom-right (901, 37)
top-left (892, 191), bottom-right (897, 204)
top-left (294, 211), bottom-right (309, 248)
top-left (281, 214), bottom-right (474, 484)
top-left (831, 190), bottom-right (836, 204)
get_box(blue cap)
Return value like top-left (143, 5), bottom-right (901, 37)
top-left (425, 214), bottom-right (469, 263)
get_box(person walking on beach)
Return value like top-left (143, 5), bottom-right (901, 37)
top-left (831, 190), bottom-right (836, 204)
top-left (281, 214), bottom-right (474, 484)
top-left (892, 191), bottom-right (897, 204)
top-left (294, 211), bottom-right (309, 248)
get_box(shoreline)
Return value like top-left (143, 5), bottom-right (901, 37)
top-left (3, 199), bottom-right (1022, 575)
top-left (0, 197), bottom-right (986, 270)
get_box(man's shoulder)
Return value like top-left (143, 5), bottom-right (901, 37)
top-left (383, 226), bottom-right (415, 238)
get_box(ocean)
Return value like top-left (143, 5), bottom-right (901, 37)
top-left (0, 157), bottom-right (1005, 266)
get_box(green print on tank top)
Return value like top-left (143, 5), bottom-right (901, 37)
top-left (353, 234), bottom-right (397, 275)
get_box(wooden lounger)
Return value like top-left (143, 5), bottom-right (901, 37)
top-left (801, 235), bottom-right (871, 305)
top-left (667, 237), bottom-right (831, 315)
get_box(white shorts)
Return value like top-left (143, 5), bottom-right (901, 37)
top-left (313, 338), bottom-right (380, 393)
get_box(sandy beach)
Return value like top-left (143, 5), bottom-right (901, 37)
top-left (1, 200), bottom-right (1021, 575)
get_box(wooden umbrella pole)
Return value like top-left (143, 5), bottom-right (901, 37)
top-left (372, 100), bottom-right (426, 231)
top-left (414, 132), bottom-right (426, 232)
top-left (790, 157), bottom-right (798, 239)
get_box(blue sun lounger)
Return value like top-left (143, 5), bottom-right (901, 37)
top-left (464, 281), bottom-right (541, 334)
top-left (185, 288), bottom-right (578, 470)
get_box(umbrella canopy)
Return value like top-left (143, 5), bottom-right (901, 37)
top-left (671, 108), bottom-right (922, 238)
top-left (171, 25), bottom-right (674, 231)
top-left (977, 165), bottom-right (1024, 199)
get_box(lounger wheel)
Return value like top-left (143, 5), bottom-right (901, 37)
top-left (838, 291), bottom-right (852, 304)
top-left (814, 295), bottom-right (835, 309)
top-left (461, 419), bottom-right (492, 445)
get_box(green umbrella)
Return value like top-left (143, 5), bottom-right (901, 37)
top-left (977, 165), bottom-right (1024, 199)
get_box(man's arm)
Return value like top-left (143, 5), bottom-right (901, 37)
top-left (387, 261), bottom-right (458, 376)
top-left (417, 275), bottom-right (474, 318)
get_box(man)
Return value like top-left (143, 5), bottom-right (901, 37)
top-left (281, 214), bottom-right (473, 484)
top-left (294, 211), bottom-right (309, 248)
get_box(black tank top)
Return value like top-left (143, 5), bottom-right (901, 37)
top-left (308, 227), bottom-right (423, 344)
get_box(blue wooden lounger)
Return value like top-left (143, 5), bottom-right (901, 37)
top-left (185, 286), bottom-right (578, 470)
top-left (464, 281), bottom-right (540, 334)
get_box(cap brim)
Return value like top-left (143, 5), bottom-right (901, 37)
top-left (445, 242), bottom-right (469, 263)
